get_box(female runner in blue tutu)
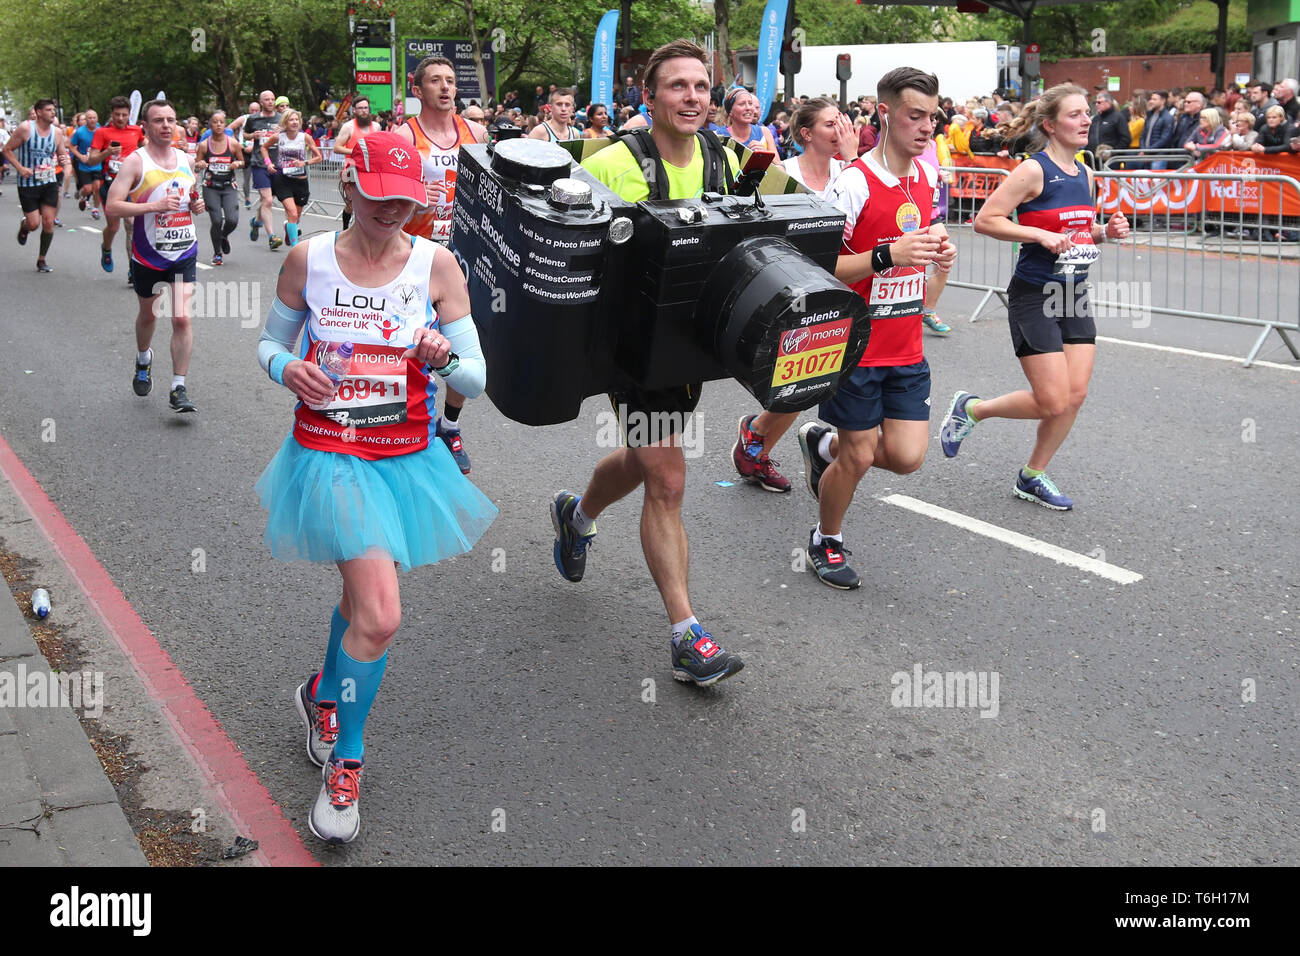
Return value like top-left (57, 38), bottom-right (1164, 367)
top-left (255, 131), bottom-right (496, 844)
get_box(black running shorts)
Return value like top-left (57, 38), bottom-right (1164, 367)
top-left (607, 382), bottom-right (702, 448)
top-left (272, 173), bottom-right (310, 206)
top-left (18, 183), bottom-right (59, 213)
top-left (1007, 275), bottom-right (1097, 358)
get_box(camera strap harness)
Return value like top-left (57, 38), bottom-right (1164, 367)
top-left (616, 128), bottom-right (736, 200)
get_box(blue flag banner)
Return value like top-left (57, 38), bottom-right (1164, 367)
top-left (591, 10), bottom-right (620, 109)
top-left (755, 0), bottom-right (789, 121)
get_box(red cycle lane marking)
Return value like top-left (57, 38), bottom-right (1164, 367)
top-left (0, 434), bottom-right (317, 867)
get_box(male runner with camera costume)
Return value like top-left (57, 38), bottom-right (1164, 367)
top-left (549, 39), bottom-right (746, 687)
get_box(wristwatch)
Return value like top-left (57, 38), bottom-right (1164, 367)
top-left (434, 352), bottom-right (460, 378)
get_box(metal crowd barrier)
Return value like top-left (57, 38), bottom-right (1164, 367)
top-left (942, 164), bottom-right (1300, 366)
top-left (1100, 148), bottom-right (1196, 172)
top-left (304, 155), bottom-right (346, 219)
top-left (939, 165), bottom-right (1016, 321)
top-left (1091, 168), bottom-right (1300, 366)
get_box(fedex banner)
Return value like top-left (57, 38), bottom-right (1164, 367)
top-left (1098, 151), bottom-right (1300, 217)
top-left (947, 151), bottom-right (1300, 216)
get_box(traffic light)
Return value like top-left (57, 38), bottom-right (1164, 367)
top-left (782, 37), bottom-right (802, 75)
top-left (836, 54), bottom-right (852, 82)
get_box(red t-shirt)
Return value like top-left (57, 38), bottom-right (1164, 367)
top-left (829, 152), bottom-right (937, 367)
top-left (90, 124), bottom-right (144, 181)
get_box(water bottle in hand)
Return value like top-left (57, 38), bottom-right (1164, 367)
top-left (309, 340), bottom-right (354, 409)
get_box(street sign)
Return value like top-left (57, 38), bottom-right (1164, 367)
top-left (1024, 42), bottom-right (1040, 77)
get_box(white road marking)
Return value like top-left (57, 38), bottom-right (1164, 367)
top-left (879, 493), bottom-right (1144, 585)
top-left (79, 225), bottom-right (103, 233)
top-left (1096, 335), bottom-right (1299, 372)
top-left (195, 261), bottom-right (213, 270)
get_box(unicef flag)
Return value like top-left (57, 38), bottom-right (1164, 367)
top-left (591, 10), bottom-right (620, 109)
top-left (755, 0), bottom-right (789, 121)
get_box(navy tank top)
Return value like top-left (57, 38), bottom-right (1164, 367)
top-left (1014, 151), bottom-right (1098, 285)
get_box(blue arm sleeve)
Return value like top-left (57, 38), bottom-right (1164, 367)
top-left (258, 297), bottom-right (309, 386)
top-left (437, 316), bottom-right (486, 398)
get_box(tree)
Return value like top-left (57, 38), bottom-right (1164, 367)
top-left (716, 1), bottom-right (737, 87)
top-left (730, 0), bottom-right (962, 48)
top-left (950, 0), bottom-right (1249, 61)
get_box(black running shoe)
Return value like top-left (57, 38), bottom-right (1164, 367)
top-left (798, 422), bottom-right (832, 501)
top-left (221, 235), bottom-right (231, 255)
top-left (17, 221), bottom-right (28, 245)
top-left (806, 529), bottom-right (860, 590)
top-left (132, 354), bottom-right (152, 397)
top-left (550, 490), bottom-right (595, 582)
top-left (36, 261), bottom-right (52, 273)
top-left (670, 624), bottom-right (743, 687)
top-left (169, 385), bottom-right (197, 413)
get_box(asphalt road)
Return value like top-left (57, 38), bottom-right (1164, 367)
top-left (0, 190), bottom-right (1296, 865)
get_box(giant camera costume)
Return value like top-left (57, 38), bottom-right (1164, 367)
top-left (451, 138), bottom-right (872, 426)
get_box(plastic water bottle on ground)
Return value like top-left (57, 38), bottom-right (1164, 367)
top-left (32, 588), bottom-right (51, 619)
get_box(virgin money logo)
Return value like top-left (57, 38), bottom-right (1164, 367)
top-left (781, 328), bottom-right (810, 354)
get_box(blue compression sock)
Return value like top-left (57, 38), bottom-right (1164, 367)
top-left (286, 222), bottom-right (299, 245)
top-left (312, 604), bottom-right (349, 702)
top-left (333, 647), bottom-right (388, 761)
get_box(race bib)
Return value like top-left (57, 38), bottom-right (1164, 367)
top-left (1053, 229), bottom-right (1099, 275)
top-left (313, 343), bottom-right (409, 429)
top-left (283, 159), bottom-right (306, 178)
top-left (867, 269), bottom-right (926, 319)
top-left (208, 159), bottom-right (231, 175)
top-left (154, 209), bottom-right (196, 253)
top-left (35, 162), bottom-right (55, 183)
top-left (108, 156), bottom-right (123, 176)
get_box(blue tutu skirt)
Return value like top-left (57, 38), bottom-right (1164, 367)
top-left (255, 433), bottom-right (498, 572)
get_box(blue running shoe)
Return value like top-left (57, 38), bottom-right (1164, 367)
top-left (1013, 471), bottom-right (1073, 510)
top-left (671, 624), bottom-right (743, 687)
top-left (550, 490), bottom-right (595, 582)
top-left (940, 390), bottom-right (980, 458)
top-left (132, 353), bottom-right (152, 397)
top-left (100, 247), bottom-right (113, 273)
top-left (922, 311), bottom-right (952, 335)
top-left (436, 421), bottom-right (471, 474)
top-left (250, 219), bottom-right (260, 241)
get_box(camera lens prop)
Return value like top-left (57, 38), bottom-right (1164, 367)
top-left (704, 237), bottom-right (870, 413)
